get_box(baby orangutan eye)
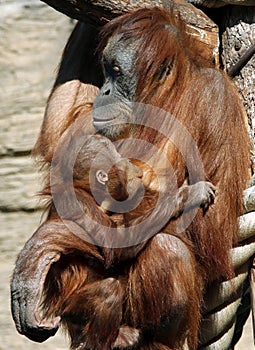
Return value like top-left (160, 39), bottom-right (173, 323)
top-left (96, 170), bottom-right (109, 185)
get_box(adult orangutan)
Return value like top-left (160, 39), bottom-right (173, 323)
top-left (11, 6), bottom-right (250, 350)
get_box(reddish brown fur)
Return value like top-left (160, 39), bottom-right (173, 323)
top-left (11, 6), bottom-right (250, 350)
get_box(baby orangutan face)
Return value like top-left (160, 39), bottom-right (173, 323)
top-left (96, 158), bottom-right (144, 212)
top-left (69, 134), bottom-right (144, 213)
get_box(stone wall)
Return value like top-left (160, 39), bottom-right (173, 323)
top-left (0, 1), bottom-right (73, 348)
top-left (0, 0), bottom-right (74, 211)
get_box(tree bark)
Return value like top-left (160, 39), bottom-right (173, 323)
top-left (219, 6), bottom-right (255, 169)
top-left (188, 0), bottom-right (255, 7)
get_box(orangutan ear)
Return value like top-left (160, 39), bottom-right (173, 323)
top-left (96, 170), bottom-right (108, 185)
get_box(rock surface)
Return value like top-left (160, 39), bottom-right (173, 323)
top-left (0, 1), bottom-right (71, 348)
top-left (0, 0), bottom-right (73, 211)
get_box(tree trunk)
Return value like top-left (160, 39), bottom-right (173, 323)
top-left (188, 0), bottom-right (254, 7)
top-left (219, 6), bottom-right (255, 170)
top-left (41, 0), bottom-right (160, 22)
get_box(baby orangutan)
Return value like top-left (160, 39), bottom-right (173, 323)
top-left (49, 127), bottom-right (216, 260)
